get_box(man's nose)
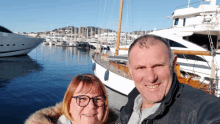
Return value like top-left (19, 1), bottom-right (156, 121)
top-left (145, 68), bottom-right (158, 83)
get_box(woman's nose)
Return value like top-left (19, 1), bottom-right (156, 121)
top-left (87, 99), bottom-right (96, 108)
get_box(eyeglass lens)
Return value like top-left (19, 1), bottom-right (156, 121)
top-left (75, 95), bottom-right (105, 107)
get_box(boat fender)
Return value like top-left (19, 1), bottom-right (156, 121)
top-left (104, 70), bottom-right (109, 81)
top-left (92, 63), bottom-right (96, 71)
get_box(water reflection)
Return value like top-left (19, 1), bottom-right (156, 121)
top-left (39, 46), bottom-right (91, 66)
top-left (0, 55), bottom-right (43, 85)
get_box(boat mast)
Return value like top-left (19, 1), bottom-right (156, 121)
top-left (188, 0), bottom-right (190, 8)
top-left (74, 27), bottom-right (76, 41)
top-left (115, 0), bottom-right (123, 56)
top-left (71, 27), bottom-right (72, 42)
top-left (87, 27), bottom-right (88, 39)
top-left (91, 27), bottom-right (93, 39)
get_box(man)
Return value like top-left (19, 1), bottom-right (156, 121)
top-left (116, 34), bottom-right (220, 124)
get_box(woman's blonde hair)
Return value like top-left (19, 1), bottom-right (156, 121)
top-left (62, 73), bottom-right (109, 123)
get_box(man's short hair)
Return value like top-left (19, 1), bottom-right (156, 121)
top-left (128, 34), bottom-right (174, 65)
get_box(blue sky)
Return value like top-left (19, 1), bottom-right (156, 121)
top-left (1, 0), bottom-right (219, 33)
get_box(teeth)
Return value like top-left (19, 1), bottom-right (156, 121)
top-left (146, 85), bottom-right (159, 89)
top-left (84, 114), bottom-right (96, 117)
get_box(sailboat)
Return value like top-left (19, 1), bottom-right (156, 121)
top-left (91, 0), bottom-right (220, 97)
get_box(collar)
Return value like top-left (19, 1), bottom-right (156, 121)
top-left (133, 94), bottom-right (143, 113)
top-left (162, 73), bottom-right (180, 105)
top-left (124, 73), bottom-right (181, 116)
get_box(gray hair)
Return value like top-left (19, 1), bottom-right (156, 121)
top-left (128, 34), bottom-right (174, 67)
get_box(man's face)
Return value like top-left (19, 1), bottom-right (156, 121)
top-left (128, 41), bottom-right (176, 108)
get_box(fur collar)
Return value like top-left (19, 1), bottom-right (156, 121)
top-left (24, 102), bottom-right (119, 124)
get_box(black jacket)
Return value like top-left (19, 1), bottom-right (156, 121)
top-left (116, 73), bottom-right (220, 124)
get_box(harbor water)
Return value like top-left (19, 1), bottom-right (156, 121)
top-left (0, 45), bottom-right (127, 124)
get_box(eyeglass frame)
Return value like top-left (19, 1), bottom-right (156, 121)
top-left (72, 95), bottom-right (106, 107)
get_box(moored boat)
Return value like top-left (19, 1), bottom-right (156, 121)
top-left (0, 25), bottom-right (44, 57)
top-left (92, 0), bottom-right (220, 96)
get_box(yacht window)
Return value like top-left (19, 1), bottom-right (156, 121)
top-left (7, 44), bottom-right (9, 46)
top-left (167, 39), bottom-right (186, 48)
top-left (0, 45), bottom-right (3, 46)
top-left (174, 18), bottom-right (179, 25)
top-left (184, 34), bottom-right (217, 51)
top-left (13, 44), bottom-right (15, 46)
top-left (183, 18), bottom-right (186, 26)
top-left (177, 54), bottom-right (207, 62)
top-left (0, 26), bottom-right (13, 33)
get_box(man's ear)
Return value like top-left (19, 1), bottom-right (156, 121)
top-left (172, 54), bottom-right (177, 73)
top-left (126, 62), bottom-right (132, 74)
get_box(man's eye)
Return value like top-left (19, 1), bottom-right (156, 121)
top-left (154, 64), bottom-right (163, 68)
top-left (137, 67), bottom-right (145, 69)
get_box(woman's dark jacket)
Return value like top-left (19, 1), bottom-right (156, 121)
top-left (116, 73), bottom-right (220, 124)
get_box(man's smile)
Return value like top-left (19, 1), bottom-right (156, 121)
top-left (145, 83), bottom-right (161, 89)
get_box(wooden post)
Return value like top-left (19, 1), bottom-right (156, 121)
top-left (115, 0), bottom-right (123, 56)
top-left (117, 48), bottom-right (213, 56)
top-left (172, 50), bottom-right (212, 56)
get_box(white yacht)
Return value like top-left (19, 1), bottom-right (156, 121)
top-left (68, 42), bottom-right (76, 47)
top-left (150, 0), bottom-right (220, 85)
top-left (92, 0), bottom-right (220, 96)
top-left (49, 41), bottom-right (55, 46)
top-left (0, 26), bottom-right (44, 57)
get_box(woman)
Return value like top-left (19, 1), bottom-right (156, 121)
top-left (57, 73), bottom-right (109, 124)
top-left (25, 74), bottom-right (118, 124)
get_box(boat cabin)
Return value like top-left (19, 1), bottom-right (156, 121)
top-left (171, 1), bottom-right (219, 28)
top-left (169, 0), bottom-right (220, 50)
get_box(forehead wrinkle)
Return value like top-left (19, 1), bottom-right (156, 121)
top-left (131, 44), bottom-right (169, 66)
top-left (129, 37), bottom-right (168, 64)
top-left (137, 39), bottom-right (169, 57)
top-left (135, 61), bottom-right (166, 69)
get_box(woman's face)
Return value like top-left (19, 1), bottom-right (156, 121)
top-left (69, 82), bottom-right (105, 124)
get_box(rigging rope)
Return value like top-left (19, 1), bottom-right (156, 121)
top-left (97, 0), bottom-right (102, 28)
top-left (207, 29), bottom-right (215, 51)
top-left (102, 0), bottom-right (108, 29)
top-left (108, 0), bottom-right (116, 28)
top-left (125, 0), bottom-right (129, 29)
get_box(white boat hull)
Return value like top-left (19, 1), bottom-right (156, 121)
top-left (92, 59), bottom-right (135, 96)
top-left (0, 32), bottom-right (44, 57)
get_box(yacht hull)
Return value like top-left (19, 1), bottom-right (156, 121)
top-left (0, 32), bottom-right (44, 57)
